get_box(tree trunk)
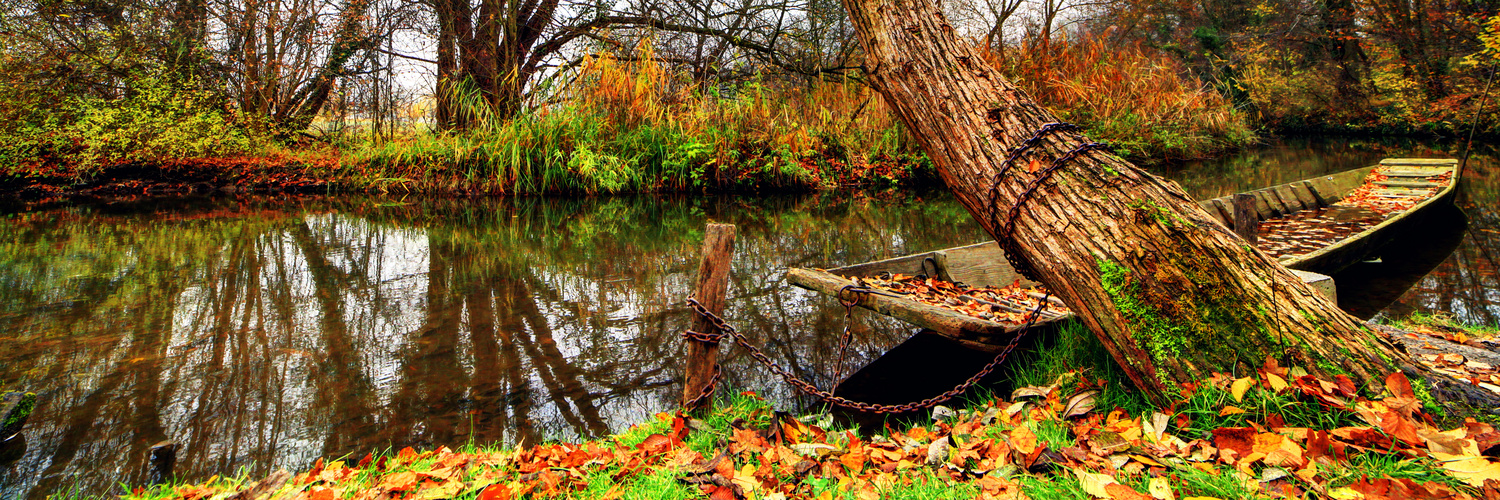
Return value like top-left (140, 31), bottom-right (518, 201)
top-left (837, 0), bottom-right (1412, 404)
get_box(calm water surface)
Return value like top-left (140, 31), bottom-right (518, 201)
top-left (1, 137), bottom-right (1496, 498)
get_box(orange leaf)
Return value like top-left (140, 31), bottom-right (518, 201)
top-left (1011, 425), bottom-right (1038, 456)
top-left (476, 483), bottom-right (512, 500)
top-left (378, 471), bottom-right (419, 492)
top-left (1385, 372), bottom-right (1416, 399)
top-left (1104, 483), bottom-right (1152, 500)
top-left (1217, 406), bottom-right (1246, 417)
top-left (638, 434), bottom-right (672, 455)
top-left (305, 486), bottom-right (336, 500)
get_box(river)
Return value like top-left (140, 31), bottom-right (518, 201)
top-left (0, 137), bottom-right (1495, 498)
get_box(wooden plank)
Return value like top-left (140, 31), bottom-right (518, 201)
top-left (1274, 185), bottom-right (1305, 211)
top-left (1200, 198), bottom-right (1233, 227)
top-left (938, 241), bottom-right (1035, 288)
top-left (1380, 158), bottom-right (1458, 166)
top-left (786, 268), bottom-right (1017, 343)
top-left (1383, 168), bottom-right (1449, 177)
top-left (1334, 167), bottom-right (1376, 192)
top-left (1374, 180), bottom-right (1444, 188)
top-left (1211, 199), bottom-right (1236, 226)
top-left (1293, 181), bottom-right (1320, 208)
top-left (1254, 190), bottom-right (1281, 217)
top-left (1306, 177), bottom-right (1344, 205)
top-left (682, 223), bottom-right (736, 411)
top-left (830, 251), bottom-right (942, 279)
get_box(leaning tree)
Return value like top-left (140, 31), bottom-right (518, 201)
top-left (834, 0), bottom-right (1487, 405)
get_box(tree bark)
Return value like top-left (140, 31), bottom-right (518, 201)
top-left (837, 0), bottom-right (1413, 404)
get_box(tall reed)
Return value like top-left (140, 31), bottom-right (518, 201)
top-left (984, 37), bottom-right (1258, 161)
top-left (346, 45), bottom-right (928, 195)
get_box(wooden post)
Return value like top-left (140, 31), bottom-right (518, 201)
top-left (1233, 194), bottom-right (1259, 244)
top-left (147, 441), bottom-right (177, 486)
top-left (681, 223), bottom-right (736, 412)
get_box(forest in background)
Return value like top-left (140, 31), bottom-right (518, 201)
top-left (1, 0), bottom-right (1498, 194)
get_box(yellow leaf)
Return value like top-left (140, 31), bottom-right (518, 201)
top-left (1148, 477), bottom-right (1174, 500)
top-left (1326, 487), bottom-right (1364, 499)
top-left (1132, 454), bottom-right (1164, 467)
top-left (733, 464), bottom-right (759, 492)
top-left (1432, 452), bottom-right (1500, 487)
top-left (1231, 377), bottom-right (1253, 403)
top-left (1074, 470), bottom-right (1119, 498)
top-left (1265, 373), bottom-right (1289, 392)
top-left (1218, 406), bottom-right (1246, 417)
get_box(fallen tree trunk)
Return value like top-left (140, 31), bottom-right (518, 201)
top-left (835, 0), bottom-right (1460, 405)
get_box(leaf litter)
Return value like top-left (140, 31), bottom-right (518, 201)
top-left (135, 360), bottom-right (1500, 500)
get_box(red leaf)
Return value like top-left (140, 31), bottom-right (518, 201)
top-left (1213, 427), bottom-right (1256, 458)
top-left (357, 453), bottom-right (373, 469)
top-left (1331, 427), bottom-right (1395, 451)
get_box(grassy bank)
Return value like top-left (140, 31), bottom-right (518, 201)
top-left (111, 321), bottom-right (1500, 500)
top-left (1, 40), bottom-right (1261, 198)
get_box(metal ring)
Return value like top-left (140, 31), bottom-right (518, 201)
top-left (836, 285), bottom-right (864, 307)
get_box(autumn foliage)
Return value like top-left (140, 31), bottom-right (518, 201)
top-left (131, 358), bottom-right (1500, 500)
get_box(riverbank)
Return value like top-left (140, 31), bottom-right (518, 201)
top-left (1, 40), bottom-right (1263, 201)
top-left (104, 320), bottom-right (1500, 500)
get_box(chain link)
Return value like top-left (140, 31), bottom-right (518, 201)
top-left (986, 122), bottom-right (1111, 281)
top-left (684, 292), bottom-right (1050, 414)
top-left (681, 122), bottom-right (1096, 413)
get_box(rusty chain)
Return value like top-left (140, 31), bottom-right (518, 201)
top-left (680, 360), bottom-right (723, 410)
top-left (831, 286), bottom-right (863, 382)
top-left (681, 121), bottom-right (1099, 413)
top-left (986, 122), bottom-right (1111, 281)
top-left (681, 291), bottom-right (1050, 414)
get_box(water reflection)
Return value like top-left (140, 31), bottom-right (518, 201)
top-left (0, 194), bottom-right (985, 499)
top-left (1, 137), bottom-right (1498, 499)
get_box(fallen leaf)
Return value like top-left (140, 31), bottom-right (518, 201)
top-left (1385, 372), bottom-right (1416, 399)
top-left (1011, 425), bottom-right (1039, 456)
top-left (1213, 428), bottom-right (1255, 459)
top-left (1218, 406), bottom-right (1246, 417)
top-left (1075, 469), bottom-right (1119, 498)
top-left (1432, 452), bottom-right (1500, 487)
top-left (1065, 391), bottom-right (1100, 419)
top-left (1265, 373), bottom-right (1289, 393)
top-left (1231, 377), bottom-right (1253, 403)
top-left (1105, 483), bottom-right (1152, 500)
top-left (1148, 476), bottom-right (1175, 500)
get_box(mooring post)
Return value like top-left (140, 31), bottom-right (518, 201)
top-left (147, 441), bottom-right (177, 486)
top-left (681, 223), bottom-right (736, 412)
top-left (1233, 194), bottom-right (1258, 244)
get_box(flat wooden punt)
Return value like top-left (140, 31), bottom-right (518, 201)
top-left (1274, 158), bottom-right (1460, 275)
top-left (787, 158), bottom-right (1459, 345)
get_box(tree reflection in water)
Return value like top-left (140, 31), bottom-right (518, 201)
top-left (0, 193), bottom-right (984, 498)
top-left (1, 142), bottom-right (1496, 499)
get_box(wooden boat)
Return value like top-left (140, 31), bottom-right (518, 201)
top-left (786, 158), bottom-right (1461, 348)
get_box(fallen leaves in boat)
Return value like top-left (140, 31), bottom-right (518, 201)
top-left (136, 364), bottom-right (1500, 500)
top-left (851, 273), bottom-right (1069, 324)
top-left (1257, 167), bottom-right (1452, 260)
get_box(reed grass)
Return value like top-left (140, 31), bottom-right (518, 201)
top-left (985, 38), bottom-right (1259, 161)
top-left (344, 45), bottom-right (930, 195)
